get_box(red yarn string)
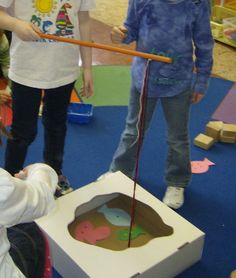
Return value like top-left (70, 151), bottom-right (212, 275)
top-left (128, 59), bottom-right (151, 247)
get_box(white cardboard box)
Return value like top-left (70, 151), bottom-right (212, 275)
top-left (36, 172), bottom-right (204, 278)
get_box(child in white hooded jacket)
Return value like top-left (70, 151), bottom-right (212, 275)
top-left (0, 163), bottom-right (57, 277)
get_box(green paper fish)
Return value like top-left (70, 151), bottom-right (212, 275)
top-left (117, 226), bottom-right (145, 241)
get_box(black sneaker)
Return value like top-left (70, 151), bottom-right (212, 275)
top-left (55, 175), bottom-right (74, 198)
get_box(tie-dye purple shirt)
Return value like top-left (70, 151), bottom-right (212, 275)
top-left (123, 0), bottom-right (214, 97)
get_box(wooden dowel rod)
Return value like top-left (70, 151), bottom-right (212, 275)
top-left (38, 33), bottom-right (172, 64)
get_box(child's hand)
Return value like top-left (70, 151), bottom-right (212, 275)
top-left (14, 169), bottom-right (28, 180)
top-left (110, 26), bottom-right (127, 44)
top-left (12, 20), bottom-right (41, 41)
top-left (191, 92), bottom-right (204, 104)
top-left (80, 68), bottom-right (94, 98)
top-left (0, 87), bottom-right (12, 104)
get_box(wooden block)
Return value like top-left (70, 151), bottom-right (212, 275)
top-left (231, 270), bottom-right (236, 278)
top-left (194, 133), bottom-right (215, 150)
top-left (221, 123), bottom-right (236, 138)
top-left (219, 130), bottom-right (236, 143)
top-left (205, 121), bottom-right (223, 141)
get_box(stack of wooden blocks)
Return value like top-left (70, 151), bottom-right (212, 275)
top-left (194, 121), bottom-right (236, 150)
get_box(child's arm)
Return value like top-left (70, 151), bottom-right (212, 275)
top-left (0, 163), bottom-right (58, 227)
top-left (192, 1), bottom-right (214, 98)
top-left (0, 7), bottom-right (40, 41)
top-left (122, 0), bottom-right (140, 44)
top-left (111, 0), bottom-right (140, 45)
top-left (78, 11), bottom-right (94, 98)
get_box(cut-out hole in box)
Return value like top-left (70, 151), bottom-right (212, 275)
top-left (68, 193), bottom-right (174, 251)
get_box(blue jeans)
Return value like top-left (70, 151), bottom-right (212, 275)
top-left (4, 81), bottom-right (74, 175)
top-left (109, 84), bottom-right (192, 188)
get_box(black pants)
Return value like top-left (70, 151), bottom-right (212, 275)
top-left (7, 222), bottom-right (45, 278)
top-left (4, 81), bottom-right (74, 175)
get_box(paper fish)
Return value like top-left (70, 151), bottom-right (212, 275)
top-left (191, 158), bottom-right (215, 174)
top-left (98, 204), bottom-right (131, 226)
top-left (74, 220), bottom-right (111, 245)
top-left (117, 226), bottom-right (146, 241)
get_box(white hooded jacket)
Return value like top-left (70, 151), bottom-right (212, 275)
top-left (0, 163), bottom-right (57, 277)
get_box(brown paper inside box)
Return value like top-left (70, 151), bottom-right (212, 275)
top-left (68, 193), bottom-right (173, 251)
top-left (36, 172), bottom-right (205, 278)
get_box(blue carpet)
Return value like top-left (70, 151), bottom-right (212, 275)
top-left (1, 76), bottom-right (235, 277)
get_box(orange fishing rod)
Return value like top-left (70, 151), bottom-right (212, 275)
top-left (38, 33), bottom-right (172, 64)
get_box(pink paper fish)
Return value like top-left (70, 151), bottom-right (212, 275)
top-left (74, 220), bottom-right (111, 245)
top-left (191, 158), bottom-right (215, 174)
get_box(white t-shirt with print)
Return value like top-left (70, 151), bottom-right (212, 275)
top-left (0, 0), bottom-right (96, 89)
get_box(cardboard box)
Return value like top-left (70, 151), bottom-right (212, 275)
top-left (36, 172), bottom-right (205, 278)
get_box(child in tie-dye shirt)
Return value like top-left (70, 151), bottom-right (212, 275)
top-left (106, 0), bottom-right (214, 209)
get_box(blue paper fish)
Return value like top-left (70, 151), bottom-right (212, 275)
top-left (98, 204), bottom-right (131, 226)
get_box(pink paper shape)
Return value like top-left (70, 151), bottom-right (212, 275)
top-left (75, 220), bottom-right (111, 245)
top-left (191, 158), bottom-right (215, 174)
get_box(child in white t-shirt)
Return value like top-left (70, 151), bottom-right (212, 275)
top-left (0, 0), bottom-right (95, 196)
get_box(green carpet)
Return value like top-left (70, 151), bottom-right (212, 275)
top-left (75, 65), bottom-right (131, 106)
